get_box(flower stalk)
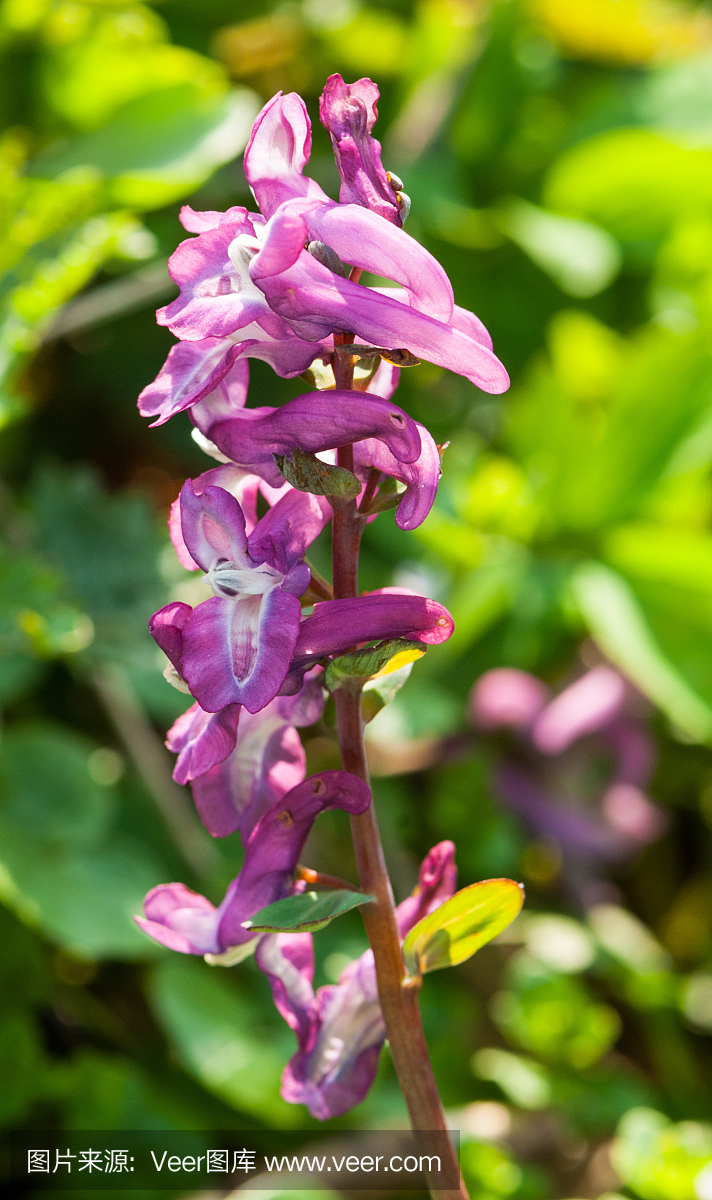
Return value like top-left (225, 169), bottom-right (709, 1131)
top-left (331, 338), bottom-right (468, 1200)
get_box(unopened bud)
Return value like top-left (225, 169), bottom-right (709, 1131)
top-left (307, 240), bottom-right (347, 277)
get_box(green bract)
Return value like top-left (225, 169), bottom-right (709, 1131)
top-left (403, 878), bottom-right (524, 976)
top-left (325, 639), bottom-right (425, 692)
top-left (242, 890), bottom-right (374, 934)
top-left (274, 447), bottom-right (361, 497)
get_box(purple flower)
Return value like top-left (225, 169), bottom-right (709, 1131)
top-left (319, 74), bottom-right (405, 225)
top-left (202, 388), bottom-right (422, 489)
top-left (256, 841), bottom-right (457, 1119)
top-left (188, 668), bottom-right (325, 837)
top-left (168, 462), bottom-right (288, 571)
top-left (150, 481), bottom-right (330, 713)
top-left (141, 85), bottom-right (507, 414)
top-left (282, 588), bottom-right (454, 694)
top-left (135, 770), bottom-right (371, 960)
top-left (243, 208), bottom-right (508, 392)
top-left (353, 422), bottom-right (441, 531)
top-left (471, 665), bottom-right (665, 904)
top-left (243, 90), bottom-right (453, 320)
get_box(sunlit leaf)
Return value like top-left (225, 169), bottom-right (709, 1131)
top-left (243, 889), bottom-right (373, 933)
top-left (497, 198), bottom-right (621, 297)
top-left (31, 85), bottom-right (259, 210)
top-left (403, 878), bottom-right (524, 976)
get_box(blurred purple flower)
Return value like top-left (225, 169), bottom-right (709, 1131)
top-left (135, 770), bottom-right (371, 959)
top-left (470, 665), bottom-right (665, 903)
top-left (257, 841), bottom-right (457, 1119)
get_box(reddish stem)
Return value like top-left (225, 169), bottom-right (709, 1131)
top-left (330, 334), bottom-right (467, 1200)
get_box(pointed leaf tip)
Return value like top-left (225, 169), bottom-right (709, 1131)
top-left (402, 878), bottom-right (524, 976)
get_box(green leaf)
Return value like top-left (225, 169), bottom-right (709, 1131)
top-left (0, 722), bottom-right (168, 958)
top-left (274, 446), bottom-right (361, 497)
top-left (325, 638), bottom-right (425, 692)
top-left (496, 198), bottom-right (621, 297)
top-left (148, 956), bottom-right (303, 1123)
top-left (403, 878), bottom-right (524, 976)
top-left (243, 889), bottom-right (373, 933)
top-left (362, 661), bottom-right (415, 723)
top-left (570, 561), bottom-right (712, 743)
top-left (31, 85), bottom-right (259, 210)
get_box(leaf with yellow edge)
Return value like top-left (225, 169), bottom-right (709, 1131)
top-left (325, 638), bottom-right (425, 692)
top-left (403, 878), bottom-right (524, 977)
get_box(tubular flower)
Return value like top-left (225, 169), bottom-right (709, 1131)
top-left (470, 666), bottom-right (665, 903)
top-left (319, 74), bottom-right (406, 226)
top-left (256, 841), bottom-right (457, 1119)
top-left (135, 770), bottom-right (371, 961)
top-left (149, 481), bottom-right (330, 713)
top-left (139, 80), bottom-right (508, 423)
top-left (281, 587), bottom-right (454, 694)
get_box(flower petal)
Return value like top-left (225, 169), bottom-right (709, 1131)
top-left (180, 205), bottom-right (249, 232)
top-left (179, 480), bottom-right (250, 573)
top-left (158, 216), bottom-right (269, 341)
top-left (248, 489), bottom-right (332, 574)
top-left (189, 669), bottom-right (324, 838)
top-left (135, 882), bottom-right (220, 955)
top-left (302, 202), bottom-right (453, 323)
top-left (215, 769), bottom-right (371, 949)
top-left (149, 601), bottom-right (192, 676)
top-left (395, 841), bottom-right (458, 936)
top-left (244, 92), bottom-right (328, 218)
top-left (353, 421), bottom-right (441, 530)
top-left (250, 220), bottom-right (508, 393)
top-left (208, 390), bottom-right (422, 480)
top-left (319, 74), bottom-right (401, 225)
top-left (256, 932), bottom-right (316, 1045)
top-left (182, 588), bottom-right (302, 713)
top-left (281, 949), bottom-right (385, 1120)
top-left (167, 701), bottom-right (242, 785)
top-left (170, 465), bottom-right (265, 569)
top-left (295, 592), bottom-right (454, 660)
top-left (138, 338), bottom-right (245, 426)
top-left (191, 714), bottom-right (306, 838)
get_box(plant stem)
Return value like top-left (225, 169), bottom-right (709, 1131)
top-left (331, 337), bottom-right (467, 1200)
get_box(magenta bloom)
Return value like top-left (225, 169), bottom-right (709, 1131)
top-left (135, 770), bottom-right (371, 959)
top-left (282, 588), bottom-right (454, 694)
top-left (471, 665), bottom-right (665, 904)
top-left (150, 481), bottom-right (329, 713)
top-left (257, 841), bottom-right (457, 1119)
top-left (139, 81), bottom-right (508, 424)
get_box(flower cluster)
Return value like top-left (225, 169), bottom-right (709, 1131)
top-left (135, 74), bottom-right (507, 1118)
top-left (470, 665), bottom-right (665, 906)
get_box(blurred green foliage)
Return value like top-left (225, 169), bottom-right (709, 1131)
top-left (5, 1), bottom-right (712, 1197)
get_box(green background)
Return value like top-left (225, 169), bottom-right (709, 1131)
top-left (3, 1), bottom-right (712, 1197)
